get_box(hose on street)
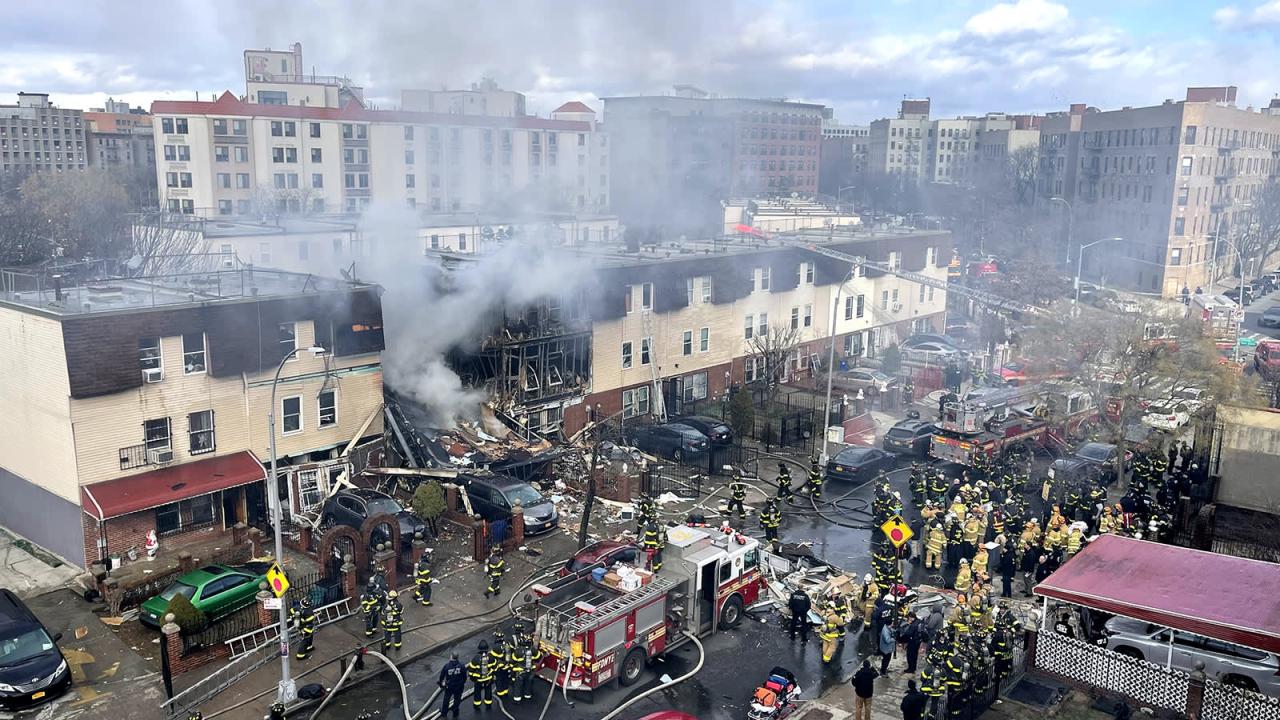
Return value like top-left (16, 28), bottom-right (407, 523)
top-left (598, 631), bottom-right (706, 720)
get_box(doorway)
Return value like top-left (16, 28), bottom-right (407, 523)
top-left (698, 562), bottom-right (717, 633)
top-left (221, 488), bottom-right (241, 530)
top-left (245, 482), bottom-right (267, 527)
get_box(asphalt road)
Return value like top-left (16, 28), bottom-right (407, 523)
top-left (1242, 285), bottom-right (1280, 342)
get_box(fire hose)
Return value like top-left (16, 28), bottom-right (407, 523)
top-left (599, 631), bottom-right (705, 720)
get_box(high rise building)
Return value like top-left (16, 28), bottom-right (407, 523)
top-left (0, 93), bottom-right (87, 177)
top-left (819, 111), bottom-right (869, 197)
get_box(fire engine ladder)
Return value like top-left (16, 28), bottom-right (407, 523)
top-left (562, 575), bottom-right (679, 637)
top-left (781, 238), bottom-right (1044, 317)
top-left (640, 309), bottom-right (667, 422)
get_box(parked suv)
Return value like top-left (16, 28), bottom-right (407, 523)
top-left (882, 419), bottom-right (935, 457)
top-left (320, 488), bottom-right (426, 550)
top-left (1255, 341), bottom-right (1280, 379)
top-left (462, 474), bottom-right (559, 535)
top-left (0, 589), bottom-right (71, 710)
top-left (626, 422), bottom-right (710, 462)
top-left (1104, 617), bottom-right (1280, 694)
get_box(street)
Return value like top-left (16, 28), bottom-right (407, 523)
top-left (1241, 285), bottom-right (1280, 344)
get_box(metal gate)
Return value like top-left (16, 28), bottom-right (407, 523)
top-left (642, 463), bottom-right (703, 499)
top-left (706, 444), bottom-right (760, 477)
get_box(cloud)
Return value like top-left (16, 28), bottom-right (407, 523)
top-left (1214, 0), bottom-right (1280, 28)
top-left (964, 0), bottom-right (1069, 38)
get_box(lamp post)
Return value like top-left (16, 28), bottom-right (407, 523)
top-left (835, 185), bottom-right (857, 214)
top-left (266, 344), bottom-right (326, 704)
top-left (821, 265), bottom-right (859, 465)
top-left (1075, 237), bottom-right (1121, 305)
top-left (1213, 234), bottom-right (1250, 364)
top-left (1050, 197), bottom-right (1073, 267)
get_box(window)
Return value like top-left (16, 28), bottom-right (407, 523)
top-left (144, 417), bottom-right (171, 452)
top-left (1181, 156), bottom-right (1193, 176)
top-left (758, 313), bottom-right (768, 336)
top-left (888, 251), bottom-right (901, 270)
top-left (179, 172), bottom-right (192, 188)
top-left (310, 122), bottom-right (321, 138)
top-left (430, 234), bottom-right (440, 249)
top-left (641, 282), bottom-right (653, 309)
top-left (318, 390), bottom-right (336, 427)
top-left (1174, 217), bottom-right (1185, 235)
top-left (281, 397), bottom-right (302, 434)
top-left (881, 290), bottom-right (889, 309)
top-left (1177, 187), bottom-right (1188, 206)
top-left (686, 277), bottom-right (695, 304)
top-left (404, 125), bottom-right (415, 140)
top-left (855, 294), bottom-right (865, 318)
top-left (622, 341), bottom-right (633, 368)
top-left (758, 266), bottom-right (771, 291)
top-left (1184, 125), bottom-right (1197, 145)
top-left (214, 145), bottom-right (229, 162)
top-left (803, 304), bottom-right (812, 328)
top-left (1171, 248), bottom-right (1182, 266)
top-left (271, 121), bottom-right (283, 137)
top-left (165, 171), bottom-right (178, 188)
top-left (844, 297), bottom-right (854, 320)
top-left (312, 173), bottom-right (323, 189)
top-left (155, 503), bottom-right (181, 535)
top-left (405, 150), bottom-right (415, 164)
top-left (791, 306), bottom-right (800, 330)
top-left (278, 322), bottom-right (297, 359)
top-left (182, 332), bottom-right (206, 374)
top-left (236, 173), bottom-right (250, 189)
top-left (138, 337), bottom-right (161, 372)
top-left (622, 386), bottom-right (650, 418)
top-left (683, 372), bottom-right (708, 402)
top-left (310, 147), bottom-right (322, 163)
top-left (297, 470), bottom-right (324, 510)
top-left (682, 330), bottom-right (693, 355)
top-left (177, 145), bottom-right (190, 161)
top-left (744, 314), bottom-right (754, 339)
top-left (212, 119), bottom-right (228, 135)
top-left (641, 337), bottom-right (652, 365)
top-left (218, 200), bottom-right (233, 215)
top-left (188, 410), bottom-right (214, 454)
top-left (217, 173), bottom-right (231, 189)
top-left (701, 276), bottom-right (712, 303)
top-left (405, 174), bottom-right (415, 188)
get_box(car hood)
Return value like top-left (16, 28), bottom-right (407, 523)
top-left (394, 511), bottom-right (425, 533)
top-left (0, 644), bottom-right (63, 686)
top-left (522, 499), bottom-right (557, 521)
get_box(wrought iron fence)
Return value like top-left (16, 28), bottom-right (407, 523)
top-left (641, 463), bottom-right (704, 499)
top-left (1034, 630), bottom-right (1189, 714)
top-left (1203, 676), bottom-right (1280, 720)
top-left (118, 567), bottom-right (186, 610)
top-left (181, 603), bottom-right (261, 654)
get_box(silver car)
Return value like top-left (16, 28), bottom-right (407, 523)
top-left (1104, 617), bottom-right (1280, 695)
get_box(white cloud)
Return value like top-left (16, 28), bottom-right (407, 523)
top-left (964, 0), bottom-right (1069, 38)
top-left (1215, 0), bottom-right (1280, 28)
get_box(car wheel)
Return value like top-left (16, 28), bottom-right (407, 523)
top-left (1223, 674), bottom-right (1258, 692)
top-left (619, 647), bottom-right (647, 687)
top-left (1114, 646), bottom-right (1144, 661)
top-left (718, 595), bottom-right (744, 630)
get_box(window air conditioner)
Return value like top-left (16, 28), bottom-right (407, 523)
top-left (143, 368), bottom-right (164, 383)
top-left (891, 303), bottom-right (903, 313)
top-left (148, 448), bottom-right (174, 465)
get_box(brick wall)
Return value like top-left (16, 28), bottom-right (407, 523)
top-left (566, 359), bottom-right (735, 434)
top-left (81, 501), bottom-right (231, 568)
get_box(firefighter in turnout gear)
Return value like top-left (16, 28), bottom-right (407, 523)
top-left (776, 462), bottom-right (793, 500)
top-left (819, 611), bottom-right (843, 663)
top-left (468, 640), bottom-right (496, 708)
top-left (414, 553), bottom-right (433, 606)
top-left (642, 520), bottom-right (666, 571)
top-left (295, 597), bottom-right (316, 660)
top-left (636, 492), bottom-right (657, 532)
top-left (726, 471), bottom-right (748, 519)
top-left (759, 498), bottom-right (781, 550)
top-left (381, 590), bottom-right (403, 652)
top-left (909, 462), bottom-right (927, 506)
top-left (490, 630), bottom-right (512, 698)
top-left (483, 548), bottom-right (506, 598)
top-left (509, 634), bottom-right (542, 701)
top-left (361, 578), bottom-right (383, 637)
top-left (925, 523), bottom-right (947, 570)
top-left (807, 457), bottom-right (824, 499)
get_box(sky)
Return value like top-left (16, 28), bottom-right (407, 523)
top-left (3, 0), bottom-right (1280, 124)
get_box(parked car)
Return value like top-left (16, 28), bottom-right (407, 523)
top-left (320, 488), bottom-right (427, 549)
top-left (900, 334), bottom-right (959, 350)
top-left (1250, 276), bottom-right (1275, 296)
top-left (463, 474), bottom-right (560, 535)
top-left (560, 540), bottom-right (641, 577)
top-left (882, 419), bottom-right (935, 457)
top-left (1255, 340), bottom-right (1280, 379)
top-left (826, 446), bottom-right (896, 483)
top-left (0, 589), bottom-right (71, 710)
top-left (902, 342), bottom-right (963, 364)
top-left (1224, 285), bottom-right (1255, 306)
top-left (1141, 401), bottom-right (1192, 431)
top-left (1104, 617), bottom-right (1280, 694)
top-left (1049, 442), bottom-right (1127, 486)
top-left (840, 368), bottom-right (897, 393)
top-left (1259, 305), bottom-right (1280, 328)
top-left (139, 563), bottom-right (268, 628)
top-left (670, 416), bottom-right (734, 446)
top-left (626, 422), bottom-right (710, 462)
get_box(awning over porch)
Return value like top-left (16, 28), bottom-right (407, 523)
top-left (81, 450), bottom-right (267, 521)
top-left (1034, 534), bottom-right (1280, 654)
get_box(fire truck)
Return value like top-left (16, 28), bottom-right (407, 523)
top-left (529, 525), bottom-right (764, 692)
top-left (929, 382), bottom-right (1099, 465)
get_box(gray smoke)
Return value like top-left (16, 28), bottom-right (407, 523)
top-left (359, 202), bottom-right (594, 425)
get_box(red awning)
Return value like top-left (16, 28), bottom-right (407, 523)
top-left (1034, 534), bottom-right (1280, 654)
top-left (81, 451), bottom-right (266, 521)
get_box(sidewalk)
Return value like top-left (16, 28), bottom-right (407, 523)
top-left (183, 528), bottom-right (581, 719)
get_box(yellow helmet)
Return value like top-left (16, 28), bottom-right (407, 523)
top-left (388, 590), bottom-right (399, 599)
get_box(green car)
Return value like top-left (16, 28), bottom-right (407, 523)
top-left (139, 564), bottom-right (267, 628)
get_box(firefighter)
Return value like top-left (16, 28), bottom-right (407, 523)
top-left (642, 519), bottom-right (666, 571)
top-left (1066, 525), bottom-right (1084, 556)
top-left (961, 513), bottom-right (981, 560)
top-left (776, 462), bottom-right (793, 500)
top-left (483, 547), bottom-right (506, 598)
top-left (759, 498), bottom-right (781, 549)
top-left (490, 630), bottom-right (512, 698)
top-left (824, 591), bottom-right (852, 633)
top-left (437, 651), bottom-right (467, 718)
top-left (954, 558), bottom-right (972, 594)
top-left (903, 377), bottom-right (916, 406)
top-left (857, 574), bottom-right (878, 630)
top-left (807, 457), bottom-right (824, 499)
top-left (992, 626), bottom-right (1014, 684)
top-left (361, 577), bottom-right (383, 637)
top-left (635, 491), bottom-right (656, 533)
top-left (909, 462), bottom-right (927, 507)
top-left (929, 469), bottom-right (950, 505)
top-left (509, 633), bottom-right (542, 702)
top-left (787, 586), bottom-right (812, 643)
top-left (819, 611), bottom-right (843, 663)
top-left (725, 470), bottom-right (748, 519)
top-left (925, 522), bottom-right (946, 570)
top-left (381, 590), bottom-right (403, 653)
top-left (972, 545), bottom-right (990, 582)
top-left (295, 597), bottom-right (316, 660)
top-left (468, 640), bottom-right (496, 708)
top-left (413, 552), bottom-right (433, 607)
top-left (919, 659), bottom-right (945, 718)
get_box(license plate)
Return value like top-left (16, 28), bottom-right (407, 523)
top-left (31, 691), bottom-right (45, 700)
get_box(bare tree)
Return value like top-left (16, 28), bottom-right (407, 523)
top-left (15, 169), bottom-right (132, 261)
top-left (747, 324), bottom-right (802, 410)
top-left (129, 212), bottom-right (211, 275)
top-left (1227, 183), bottom-right (1280, 278)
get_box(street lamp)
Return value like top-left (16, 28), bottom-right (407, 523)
top-left (835, 185), bottom-right (857, 213)
top-left (821, 265), bottom-right (859, 465)
top-left (1075, 237), bottom-right (1121, 305)
top-left (1212, 234), bottom-right (1250, 363)
top-left (266, 344), bottom-right (327, 703)
top-left (1050, 197), bottom-right (1072, 267)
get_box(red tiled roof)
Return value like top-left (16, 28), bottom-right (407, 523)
top-left (552, 101), bottom-right (595, 114)
top-left (151, 91), bottom-right (593, 131)
top-left (80, 450), bottom-right (266, 521)
top-left (1035, 534), bottom-right (1280, 654)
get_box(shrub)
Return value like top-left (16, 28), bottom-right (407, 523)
top-left (728, 389), bottom-right (756, 439)
top-left (165, 593), bottom-right (208, 635)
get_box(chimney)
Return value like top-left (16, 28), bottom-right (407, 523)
top-left (1069, 103), bottom-right (1086, 116)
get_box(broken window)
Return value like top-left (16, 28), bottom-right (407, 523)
top-left (279, 322), bottom-right (297, 360)
top-left (139, 337), bottom-right (162, 372)
top-left (640, 338), bottom-right (652, 365)
top-left (622, 386), bottom-right (650, 418)
top-left (621, 341), bottom-right (633, 369)
top-left (547, 366), bottom-right (563, 387)
top-left (318, 391), bottom-right (336, 427)
top-left (183, 332), bottom-right (206, 374)
top-left (683, 372), bottom-right (708, 402)
top-left (188, 410), bottom-right (215, 454)
top-left (624, 285), bottom-right (633, 313)
top-left (523, 363), bottom-right (541, 391)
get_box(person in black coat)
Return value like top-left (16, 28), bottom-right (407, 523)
top-left (787, 588), bottom-right (812, 643)
top-left (900, 617), bottom-right (924, 674)
top-left (901, 679), bottom-right (929, 720)
top-left (999, 542), bottom-right (1017, 598)
top-left (437, 652), bottom-right (467, 719)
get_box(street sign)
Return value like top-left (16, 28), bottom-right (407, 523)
top-left (266, 564), bottom-right (290, 598)
top-left (1239, 337), bottom-right (1259, 347)
top-left (880, 515), bottom-right (913, 548)
top-left (263, 597), bottom-right (282, 610)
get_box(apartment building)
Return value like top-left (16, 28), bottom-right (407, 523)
top-left (1036, 86), bottom-right (1280, 296)
top-left (603, 87), bottom-right (825, 235)
top-left (819, 114), bottom-right (870, 196)
top-left (243, 42), bottom-right (365, 108)
top-left (85, 100), bottom-right (154, 170)
top-left (867, 99), bottom-right (932, 179)
top-left (0, 92), bottom-right (87, 176)
top-left (0, 268), bottom-right (385, 567)
top-left (401, 78), bottom-right (527, 117)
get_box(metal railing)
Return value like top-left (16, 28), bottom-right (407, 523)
top-left (119, 443), bottom-right (151, 471)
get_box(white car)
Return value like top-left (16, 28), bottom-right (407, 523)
top-left (1141, 401), bottom-right (1191, 431)
top-left (902, 342), bottom-right (962, 364)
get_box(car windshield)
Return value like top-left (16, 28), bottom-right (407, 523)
top-left (0, 626), bottom-right (55, 665)
top-left (365, 497), bottom-right (403, 515)
top-left (1266, 307), bottom-right (1280, 316)
top-left (886, 427), bottom-right (914, 439)
top-left (1077, 444), bottom-right (1112, 462)
top-left (159, 581), bottom-right (198, 601)
top-left (505, 484), bottom-right (545, 507)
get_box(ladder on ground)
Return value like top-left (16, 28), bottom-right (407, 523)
top-left (224, 596), bottom-right (354, 660)
top-left (563, 575), bottom-right (678, 637)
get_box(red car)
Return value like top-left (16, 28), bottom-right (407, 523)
top-left (639, 714), bottom-right (697, 720)
top-left (558, 540), bottom-right (641, 577)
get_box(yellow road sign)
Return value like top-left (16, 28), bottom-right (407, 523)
top-left (880, 515), bottom-right (913, 548)
top-left (266, 564), bottom-right (290, 597)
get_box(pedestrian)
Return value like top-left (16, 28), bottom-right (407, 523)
top-left (851, 659), bottom-right (878, 720)
top-left (924, 605), bottom-right (944, 644)
top-left (787, 587), bottom-right (812, 643)
top-left (467, 640), bottom-right (495, 709)
top-left (900, 678), bottom-right (928, 720)
top-left (437, 651), bottom-right (467, 719)
top-left (413, 552), bottom-right (433, 606)
top-left (900, 616), bottom-right (923, 674)
top-left (483, 547), bottom-right (506, 598)
top-left (726, 471), bottom-right (748, 519)
top-left (878, 621), bottom-right (896, 675)
top-left (294, 597), bottom-right (316, 660)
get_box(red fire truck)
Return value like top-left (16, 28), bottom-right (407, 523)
top-left (530, 525), bottom-right (764, 692)
top-left (929, 382), bottom-right (1099, 465)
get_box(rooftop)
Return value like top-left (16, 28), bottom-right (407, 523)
top-left (0, 266), bottom-right (373, 318)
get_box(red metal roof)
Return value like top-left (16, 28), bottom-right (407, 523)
top-left (552, 101), bottom-right (595, 114)
top-left (1034, 534), bottom-right (1280, 654)
top-left (151, 91), bottom-right (592, 131)
top-left (81, 451), bottom-right (266, 521)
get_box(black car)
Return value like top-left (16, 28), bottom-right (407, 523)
top-left (1259, 305), bottom-right (1280, 328)
top-left (463, 474), bottom-right (560, 535)
top-left (826, 446), bottom-right (896, 483)
top-left (1224, 286), bottom-right (1255, 306)
top-left (670, 416), bottom-right (734, 446)
top-left (0, 589), bottom-right (71, 710)
top-left (320, 489), bottom-right (426, 549)
top-left (627, 422), bottom-right (710, 462)
top-left (882, 419), bottom-right (935, 457)
top-left (1049, 442), bottom-right (1125, 486)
